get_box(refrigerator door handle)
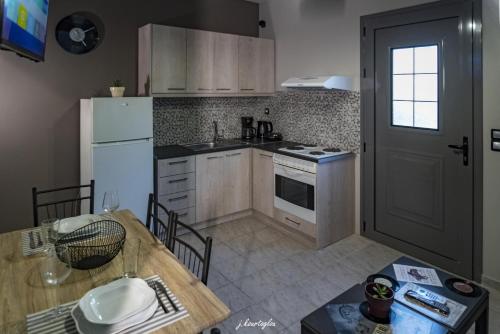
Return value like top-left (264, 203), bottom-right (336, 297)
top-left (92, 138), bottom-right (153, 147)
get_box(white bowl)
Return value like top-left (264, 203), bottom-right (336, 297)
top-left (79, 278), bottom-right (156, 325)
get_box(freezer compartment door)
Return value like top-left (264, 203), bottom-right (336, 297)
top-left (92, 139), bottom-right (153, 223)
top-left (92, 97), bottom-right (153, 143)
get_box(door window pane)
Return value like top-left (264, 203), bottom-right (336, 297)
top-left (414, 74), bottom-right (438, 101)
top-left (393, 48), bottom-right (414, 74)
top-left (415, 45), bottom-right (438, 73)
top-left (393, 75), bottom-right (413, 100)
top-left (414, 102), bottom-right (438, 129)
top-left (391, 45), bottom-right (439, 130)
top-left (393, 101), bottom-right (414, 127)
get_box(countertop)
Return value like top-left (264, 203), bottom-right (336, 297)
top-left (154, 139), bottom-right (354, 164)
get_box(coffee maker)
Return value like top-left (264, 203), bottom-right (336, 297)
top-left (241, 117), bottom-right (257, 140)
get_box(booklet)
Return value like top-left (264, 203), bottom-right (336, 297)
top-left (395, 283), bottom-right (467, 328)
top-left (393, 264), bottom-right (443, 287)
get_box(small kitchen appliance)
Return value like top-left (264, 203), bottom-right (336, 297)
top-left (257, 121), bottom-right (273, 138)
top-left (241, 117), bottom-right (256, 140)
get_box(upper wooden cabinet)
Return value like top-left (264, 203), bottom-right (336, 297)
top-left (238, 37), bottom-right (275, 94)
top-left (214, 33), bottom-right (239, 93)
top-left (139, 25), bottom-right (187, 95)
top-left (138, 24), bottom-right (275, 97)
top-left (187, 29), bottom-right (215, 93)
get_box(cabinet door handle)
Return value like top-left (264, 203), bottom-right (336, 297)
top-left (260, 153), bottom-right (273, 158)
top-left (169, 178), bottom-right (188, 184)
top-left (226, 152), bottom-right (242, 157)
top-left (168, 88), bottom-right (185, 91)
top-left (178, 212), bottom-right (188, 217)
top-left (198, 88), bottom-right (211, 91)
top-left (207, 156), bottom-right (224, 160)
top-left (216, 88), bottom-right (231, 91)
top-left (168, 195), bottom-right (188, 202)
top-left (285, 217), bottom-right (301, 226)
top-left (241, 88), bottom-right (255, 91)
top-left (169, 160), bottom-right (188, 165)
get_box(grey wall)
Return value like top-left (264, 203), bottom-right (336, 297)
top-left (482, 0), bottom-right (500, 286)
top-left (0, 0), bottom-right (258, 233)
top-left (154, 90), bottom-right (360, 152)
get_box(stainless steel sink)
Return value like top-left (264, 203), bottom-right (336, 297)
top-left (183, 140), bottom-right (246, 151)
top-left (183, 142), bottom-right (217, 151)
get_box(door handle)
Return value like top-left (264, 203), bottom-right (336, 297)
top-left (448, 136), bottom-right (469, 166)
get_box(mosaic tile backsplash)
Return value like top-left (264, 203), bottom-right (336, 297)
top-left (153, 89), bottom-right (361, 153)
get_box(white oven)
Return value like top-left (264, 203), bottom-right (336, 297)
top-left (273, 154), bottom-right (317, 224)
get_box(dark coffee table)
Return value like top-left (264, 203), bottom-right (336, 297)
top-left (301, 256), bottom-right (489, 334)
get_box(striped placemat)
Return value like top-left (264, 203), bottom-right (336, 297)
top-left (21, 228), bottom-right (45, 256)
top-left (26, 275), bottom-right (189, 334)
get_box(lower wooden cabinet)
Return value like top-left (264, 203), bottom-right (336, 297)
top-left (196, 149), bottom-right (251, 222)
top-left (252, 149), bottom-right (274, 217)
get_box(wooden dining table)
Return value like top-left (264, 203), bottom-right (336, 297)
top-left (0, 210), bottom-right (231, 333)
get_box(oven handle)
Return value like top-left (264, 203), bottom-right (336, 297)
top-left (276, 165), bottom-right (313, 179)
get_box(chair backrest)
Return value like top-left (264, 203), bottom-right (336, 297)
top-left (146, 193), bottom-right (171, 247)
top-left (168, 212), bottom-right (213, 285)
top-left (32, 180), bottom-right (95, 227)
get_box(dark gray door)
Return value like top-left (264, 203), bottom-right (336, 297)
top-left (362, 1), bottom-right (479, 278)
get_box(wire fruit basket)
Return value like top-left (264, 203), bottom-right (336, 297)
top-left (55, 220), bottom-right (126, 270)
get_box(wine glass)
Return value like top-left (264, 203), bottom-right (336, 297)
top-left (102, 191), bottom-right (120, 218)
top-left (40, 245), bottom-right (72, 318)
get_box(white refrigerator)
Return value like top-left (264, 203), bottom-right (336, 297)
top-left (80, 97), bottom-right (153, 223)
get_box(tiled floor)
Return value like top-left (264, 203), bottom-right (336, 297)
top-left (180, 215), bottom-right (500, 333)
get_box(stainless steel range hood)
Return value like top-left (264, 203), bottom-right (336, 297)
top-left (281, 75), bottom-right (354, 91)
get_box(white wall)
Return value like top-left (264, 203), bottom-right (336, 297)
top-left (482, 0), bottom-right (500, 286)
top-left (259, 0), bottom-right (500, 284)
top-left (258, 0), bottom-right (434, 90)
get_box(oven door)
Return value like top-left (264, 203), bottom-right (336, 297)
top-left (274, 163), bottom-right (316, 223)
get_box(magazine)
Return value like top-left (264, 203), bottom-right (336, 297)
top-left (393, 264), bottom-right (443, 287)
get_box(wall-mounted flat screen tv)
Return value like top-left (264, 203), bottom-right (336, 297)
top-left (0, 0), bottom-right (49, 62)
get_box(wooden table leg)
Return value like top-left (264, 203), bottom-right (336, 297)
top-left (475, 307), bottom-right (489, 334)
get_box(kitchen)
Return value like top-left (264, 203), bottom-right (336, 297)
top-left (0, 0), bottom-right (499, 333)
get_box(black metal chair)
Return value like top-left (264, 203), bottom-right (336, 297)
top-left (145, 193), bottom-right (171, 247)
top-left (32, 180), bottom-right (95, 227)
top-left (168, 212), bottom-right (213, 285)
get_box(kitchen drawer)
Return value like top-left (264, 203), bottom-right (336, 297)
top-left (160, 207), bottom-right (196, 226)
top-left (158, 172), bottom-right (195, 195)
top-left (158, 156), bottom-right (195, 177)
top-left (273, 208), bottom-right (316, 238)
top-left (158, 190), bottom-right (196, 211)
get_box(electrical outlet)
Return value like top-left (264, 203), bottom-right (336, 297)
top-left (264, 108), bottom-right (270, 115)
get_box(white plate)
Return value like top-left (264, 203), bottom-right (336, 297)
top-left (57, 214), bottom-right (103, 234)
top-left (72, 298), bottom-right (158, 334)
top-left (79, 278), bottom-right (156, 325)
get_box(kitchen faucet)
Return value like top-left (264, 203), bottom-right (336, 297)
top-left (213, 121), bottom-right (223, 142)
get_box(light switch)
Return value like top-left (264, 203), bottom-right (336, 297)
top-left (492, 141), bottom-right (500, 152)
top-left (492, 129), bottom-right (500, 140)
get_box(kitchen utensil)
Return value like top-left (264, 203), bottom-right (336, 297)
top-left (40, 245), bottom-right (72, 318)
top-left (155, 281), bottom-right (179, 312)
top-left (56, 220), bottom-right (126, 270)
top-left (79, 277), bottom-right (156, 325)
top-left (147, 280), bottom-right (168, 314)
top-left (71, 298), bottom-right (158, 334)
